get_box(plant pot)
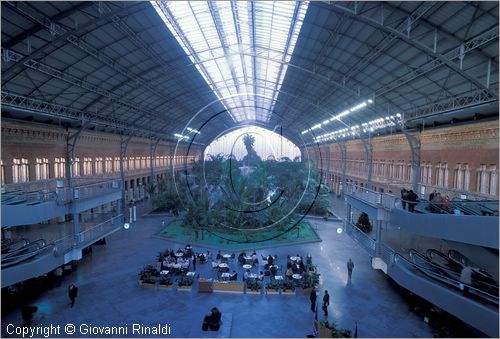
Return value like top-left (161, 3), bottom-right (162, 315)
top-left (266, 288), bottom-right (280, 295)
top-left (177, 285), bottom-right (192, 291)
top-left (139, 280), bottom-right (156, 288)
top-left (158, 284), bottom-right (173, 289)
top-left (282, 288), bottom-right (296, 295)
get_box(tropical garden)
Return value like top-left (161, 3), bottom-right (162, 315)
top-left (150, 134), bottom-right (330, 243)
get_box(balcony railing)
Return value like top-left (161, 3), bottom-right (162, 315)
top-left (2, 179), bottom-right (122, 205)
top-left (345, 182), bottom-right (498, 216)
top-left (78, 215), bottom-right (122, 247)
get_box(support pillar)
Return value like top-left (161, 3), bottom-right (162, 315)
top-left (338, 142), bottom-right (347, 196)
top-left (120, 135), bottom-right (132, 223)
top-left (150, 137), bottom-right (160, 191)
top-left (400, 127), bottom-right (421, 193)
top-left (375, 220), bottom-right (383, 257)
top-left (65, 128), bottom-right (83, 244)
top-left (361, 137), bottom-right (373, 190)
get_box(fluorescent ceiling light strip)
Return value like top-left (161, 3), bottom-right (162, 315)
top-left (313, 114), bottom-right (401, 142)
top-left (301, 99), bottom-right (374, 134)
top-left (152, 1), bottom-right (308, 123)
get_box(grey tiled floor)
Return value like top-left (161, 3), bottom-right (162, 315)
top-left (2, 199), bottom-right (433, 338)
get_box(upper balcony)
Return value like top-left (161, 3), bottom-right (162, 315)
top-left (1, 179), bottom-right (122, 227)
top-left (345, 184), bottom-right (499, 249)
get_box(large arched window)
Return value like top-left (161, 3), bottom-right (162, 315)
top-left (204, 126), bottom-right (301, 161)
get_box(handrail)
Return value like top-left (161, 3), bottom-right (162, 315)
top-left (345, 182), bottom-right (498, 215)
top-left (345, 221), bottom-right (376, 256)
top-left (394, 253), bottom-right (499, 305)
top-left (77, 214), bottom-right (123, 246)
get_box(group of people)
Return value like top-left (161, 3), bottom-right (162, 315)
top-left (355, 212), bottom-right (372, 233)
top-left (428, 190), bottom-right (451, 213)
top-left (159, 246), bottom-right (197, 272)
top-left (401, 188), bottom-right (419, 212)
top-left (309, 287), bottom-right (330, 316)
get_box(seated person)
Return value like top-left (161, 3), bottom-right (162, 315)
top-left (299, 261), bottom-right (306, 272)
top-left (202, 307), bottom-right (222, 331)
top-left (264, 269), bottom-right (271, 277)
top-left (251, 252), bottom-right (258, 263)
top-left (230, 252), bottom-right (236, 259)
top-left (270, 265), bottom-right (278, 276)
top-left (198, 253), bottom-right (206, 263)
top-left (258, 271), bottom-right (265, 281)
top-left (243, 269), bottom-right (251, 281)
top-left (216, 250), bottom-right (222, 260)
top-left (229, 271), bottom-right (238, 281)
top-left (285, 267), bottom-right (293, 280)
top-left (267, 255), bottom-right (274, 265)
top-left (212, 261), bottom-right (220, 269)
top-left (238, 253), bottom-right (245, 265)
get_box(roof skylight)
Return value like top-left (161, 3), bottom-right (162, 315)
top-left (152, 1), bottom-right (309, 123)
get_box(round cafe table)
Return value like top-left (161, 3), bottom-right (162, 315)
top-left (242, 264), bottom-right (252, 270)
top-left (292, 274), bottom-right (302, 280)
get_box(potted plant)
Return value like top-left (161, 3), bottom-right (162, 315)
top-left (159, 275), bottom-right (173, 289)
top-left (177, 275), bottom-right (194, 291)
top-left (265, 281), bottom-right (280, 294)
top-left (282, 281), bottom-right (296, 294)
top-left (245, 279), bottom-right (262, 294)
top-left (138, 265), bottom-right (158, 287)
top-left (319, 320), bottom-right (352, 338)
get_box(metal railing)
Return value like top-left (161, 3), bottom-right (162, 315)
top-left (1, 190), bottom-right (57, 205)
top-left (78, 215), bottom-right (123, 247)
top-left (345, 182), bottom-right (498, 216)
top-left (345, 221), bottom-right (376, 256)
top-left (394, 253), bottom-right (499, 306)
top-left (345, 184), bottom-right (382, 205)
top-left (2, 179), bottom-right (121, 205)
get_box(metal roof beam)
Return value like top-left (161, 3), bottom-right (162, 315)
top-left (375, 26), bottom-right (499, 97)
top-left (0, 91), bottom-right (172, 141)
top-left (403, 87), bottom-right (498, 121)
top-left (3, 1), bottom-right (94, 49)
top-left (323, 2), bottom-right (499, 97)
top-left (2, 1), bottom-right (143, 82)
top-left (2, 48), bottom-right (165, 123)
top-left (3, 1), bottom-right (191, 122)
top-left (332, 2), bottom-right (437, 94)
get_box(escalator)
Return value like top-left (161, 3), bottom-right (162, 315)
top-left (2, 238), bottom-right (30, 254)
top-left (1, 239), bottom-right (50, 268)
top-left (408, 248), bottom-right (498, 306)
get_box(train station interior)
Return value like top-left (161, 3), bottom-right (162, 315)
top-left (1, 1), bottom-right (499, 337)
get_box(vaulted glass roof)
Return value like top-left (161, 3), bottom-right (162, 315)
top-left (152, 1), bottom-right (309, 123)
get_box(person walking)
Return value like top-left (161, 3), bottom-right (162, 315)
top-left (460, 266), bottom-right (472, 295)
top-left (309, 287), bottom-right (317, 312)
top-left (192, 254), bottom-right (197, 271)
top-left (68, 284), bottom-right (78, 307)
top-left (400, 188), bottom-right (407, 210)
top-left (322, 290), bottom-right (330, 316)
top-left (347, 258), bottom-right (354, 282)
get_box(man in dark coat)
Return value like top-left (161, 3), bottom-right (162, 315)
top-left (309, 287), bottom-right (317, 312)
top-left (68, 284), bottom-right (78, 307)
top-left (322, 290), bottom-right (330, 316)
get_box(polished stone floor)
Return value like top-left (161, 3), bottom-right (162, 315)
top-left (2, 197), bottom-right (434, 338)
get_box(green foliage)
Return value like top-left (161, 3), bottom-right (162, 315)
top-left (319, 321), bottom-right (352, 338)
top-left (242, 134), bottom-right (255, 151)
top-left (151, 152), bottom-right (330, 238)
